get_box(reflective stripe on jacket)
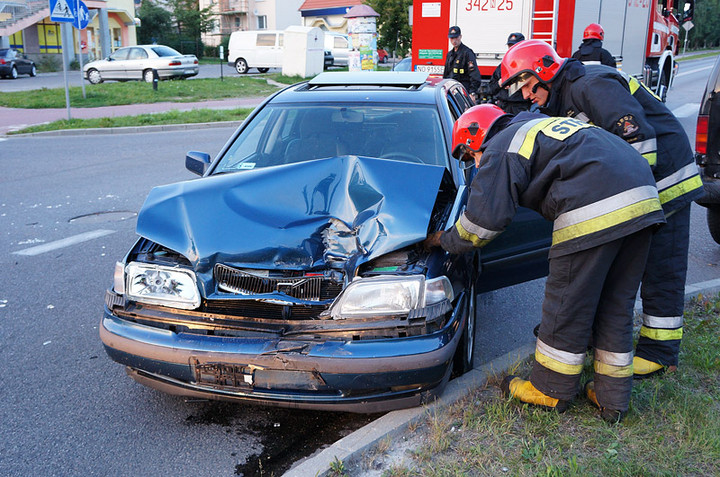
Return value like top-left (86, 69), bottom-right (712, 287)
top-left (542, 60), bottom-right (703, 214)
top-left (440, 113), bottom-right (666, 258)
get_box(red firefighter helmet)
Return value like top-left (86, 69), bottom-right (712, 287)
top-left (500, 39), bottom-right (566, 95)
top-left (451, 104), bottom-right (507, 160)
top-left (583, 23), bottom-right (604, 41)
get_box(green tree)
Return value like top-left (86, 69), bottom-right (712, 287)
top-left (365, 0), bottom-right (413, 57)
top-left (136, 0), bottom-right (173, 46)
top-left (678, 0), bottom-right (720, 49)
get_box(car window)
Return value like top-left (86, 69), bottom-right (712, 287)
top-left (256, 34), bottom-right (277, 47)
top-left (151, 46), bottom-right (182, 57)
top-left (110, 48), bottom-right (131, 61)
top-left (214, 103), bottom-right (448, 173)
top-left (128, 48), bottom-right (148, 60)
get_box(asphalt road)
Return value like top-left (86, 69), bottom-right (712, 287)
top-left (0, 56), bottom-right (718, 476)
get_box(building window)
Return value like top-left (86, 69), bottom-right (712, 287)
top-left (257, 15), bottom-right (267, 29)
top-left (235, 16), bottom-right (240, 29)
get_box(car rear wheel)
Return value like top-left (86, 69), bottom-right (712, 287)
top-left (235, 58), bottom-right (248, 74)
top-left (87, 68), bottom-right (102, 84)
top-left (707, 206), bottom-right (720, 245)
top-left (453, 282), bottom-right (476, 376)
top-left (257, 67), bottom-right (269, 73)
top-left (10, 66), bottom-right (18, 79)
top-left (144, 69), bottom-right (157, 83)
top-left (29, 65), bottom-right (37, 77)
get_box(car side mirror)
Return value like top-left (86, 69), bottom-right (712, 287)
top-left (186, 151), bottom-right (212, 176)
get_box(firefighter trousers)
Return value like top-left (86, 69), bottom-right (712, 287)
top-left (531, 227), bottom-right (653, 411)
top-left (636, 205), bottom-right (691, 367)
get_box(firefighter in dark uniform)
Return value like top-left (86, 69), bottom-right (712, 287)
top-left (500, 40), bottom-right (704, 379)
top-left (488, 32), bottom-right (533, 114)
top-left (425, 104), bottom-right (665, 421)
top-left (572, 23), bottom-right (617, 68)
top-left (443, 26), bottom-right (482, 100)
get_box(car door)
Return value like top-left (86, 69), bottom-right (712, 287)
top-left (104, 48), bottom-right (131, 80)
top-left (124, 47), bottom-right (149, 80)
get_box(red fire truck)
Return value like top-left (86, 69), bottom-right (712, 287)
top-left (411, 0), bottom-right (694, 100)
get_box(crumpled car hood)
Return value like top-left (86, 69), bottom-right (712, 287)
top-left (136, 156), bottom-right (446, 274)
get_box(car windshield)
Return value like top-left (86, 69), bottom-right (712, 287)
top-left (151, 46), bottom-right (182, 57)
top-left (213, 103), bottom-right (447, 174)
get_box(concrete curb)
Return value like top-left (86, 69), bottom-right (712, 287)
top-left (284, 280), bottom-right (720, 477)
top-left (11, 120), bottom-right (245, 137)
top-left (283, 343), bottom-right (536, 477)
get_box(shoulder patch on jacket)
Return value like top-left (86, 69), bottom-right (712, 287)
top-left (617, 115), bottom-right (639, 137)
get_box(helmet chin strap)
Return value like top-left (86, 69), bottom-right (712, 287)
top-left (532, 81), bottom-right (550, 94)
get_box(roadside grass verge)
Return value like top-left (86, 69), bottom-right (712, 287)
top-left (10, 107), bottom-right (253, 135)
top-left (362, 294), bottom-right (720, 476)
top-left (677, 50), bottom-right (720, 62)
top-left (0, 76), bottom-right (283, 108)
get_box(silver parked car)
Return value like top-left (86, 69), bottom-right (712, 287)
top-left (83, 45), bottom-right (199, 84)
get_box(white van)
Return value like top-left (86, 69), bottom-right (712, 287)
top-left (227, 30), bottom-right (284, 74)
top-left (324, 33), bottom-right (350, 67)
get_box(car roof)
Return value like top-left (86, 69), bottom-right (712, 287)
top-left (271, 72), bottom-right (445, 105)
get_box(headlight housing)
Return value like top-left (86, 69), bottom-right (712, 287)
top-left (328, 275), bottom-right (453, 320)
top-left (124, 262), bottom-right (201, 310)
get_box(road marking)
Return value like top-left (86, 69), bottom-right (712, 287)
top-left (672, 103), bottom-right (700, 118)
top-left (13, 229), bottom-right (115, 256)
top-left (676, 65), bottom-right (713, 78)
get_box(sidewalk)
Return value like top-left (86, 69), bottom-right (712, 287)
top-left (0, 96), bottom-right (266, 136)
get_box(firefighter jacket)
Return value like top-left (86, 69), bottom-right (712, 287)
top-left (541, 59), bottom-right (703, 214)
top-left (443, 43), bottom-right (482, 95)
top-left (489, 64), bottom-right (532, 114)
top-left (440, 112), bottom-right (665, 258)
top-left (571, 39), bottom-right (616, 68)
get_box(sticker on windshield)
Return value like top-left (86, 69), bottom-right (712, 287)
top-left (239, 163), bottom-right (256, 170)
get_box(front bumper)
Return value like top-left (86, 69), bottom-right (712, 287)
top-left (100, 293), bottom-right (467, 413)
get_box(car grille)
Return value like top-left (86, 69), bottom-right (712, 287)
top-left (203, 299), bottom-right (328, 320)
top-left (214, 264), bottom-right (343, 301)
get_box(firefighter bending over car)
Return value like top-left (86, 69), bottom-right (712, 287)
top-left (443, 26), bottom-right (482, 102)
top-left (500, 40), bottom-right (704, 380)
top-left (572, 23), bottom-right (617, 68)
top-left (424, 104), bottom-right (665, 422)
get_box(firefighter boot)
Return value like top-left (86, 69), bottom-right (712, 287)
top-left (584, 381), bottom-right (626, 423)
top-left (501, 375), bottom-right (568, 412)
top-left (633, 356), bottom-right (677, 379)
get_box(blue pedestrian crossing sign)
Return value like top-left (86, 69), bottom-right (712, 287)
top-left (73, 1), bottom-right (89, 30)
top-left (49, 0), bottom-right (76, 22)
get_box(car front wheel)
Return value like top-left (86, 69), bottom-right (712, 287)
top-left (453, 281), bottom-right (476, 376)
top-left (708, 205), bottom-right (720, 245)
top-left (235, 58), bottom-right (248, 74)
top-left (87, 68), bottom-right (102, 84)
top-left (29, 65), bottom-right (37, 77)
top-left (10, 66), bottom-right (18, 79)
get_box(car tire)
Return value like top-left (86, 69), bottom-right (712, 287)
top-left (87, 68), bottom-right (102, 84)
top-left (29, 65), bottom-right (37, 77)
top-left (453, 281), bottom-right (476, 377)
top-left (657, 69), bottom-right (669, 102)
top-left (10, 66), bottom-right (18, 79)
top-left (257, 67), bottom-right (269, 73)
top-left (381, 56), bottom-right (387, 64)
top-left (143, 69), bottom-right (156, 83)
top-left (707, 206), bottom-right (720, 245)
top-left (235, 58), bottom-right (248, 74)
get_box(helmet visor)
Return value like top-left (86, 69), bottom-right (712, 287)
top-left (451, 143), bottom-right (476, 165)
top-left (507, 71), bottom-right (534, 96)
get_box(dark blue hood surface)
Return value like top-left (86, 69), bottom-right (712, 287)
top-left (136, 156), bottom-right (446, 273)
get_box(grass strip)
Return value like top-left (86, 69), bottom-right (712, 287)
top-left (361, 294), bottom-right (720, 477)
top-left (10, 107), bottom-right (253, 134)
top-left (0, 76), bottom-right (281, 108)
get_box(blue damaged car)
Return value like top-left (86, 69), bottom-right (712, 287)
top-left (100, 72), bottom-right (552, 412)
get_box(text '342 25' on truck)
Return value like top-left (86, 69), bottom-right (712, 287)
top-left (411, 0), bottom-right (694, 101)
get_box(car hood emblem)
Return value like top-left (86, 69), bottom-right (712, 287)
top-left (136, 156), bottom-right (445, 274)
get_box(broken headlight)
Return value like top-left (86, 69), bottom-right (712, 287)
top-left (124, 262), bottom-right (201, 310)
top-left (328, 275), bottom-right (453, 320)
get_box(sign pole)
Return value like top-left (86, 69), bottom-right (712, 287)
top-left (61, 23), bottom-right (72, 120)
